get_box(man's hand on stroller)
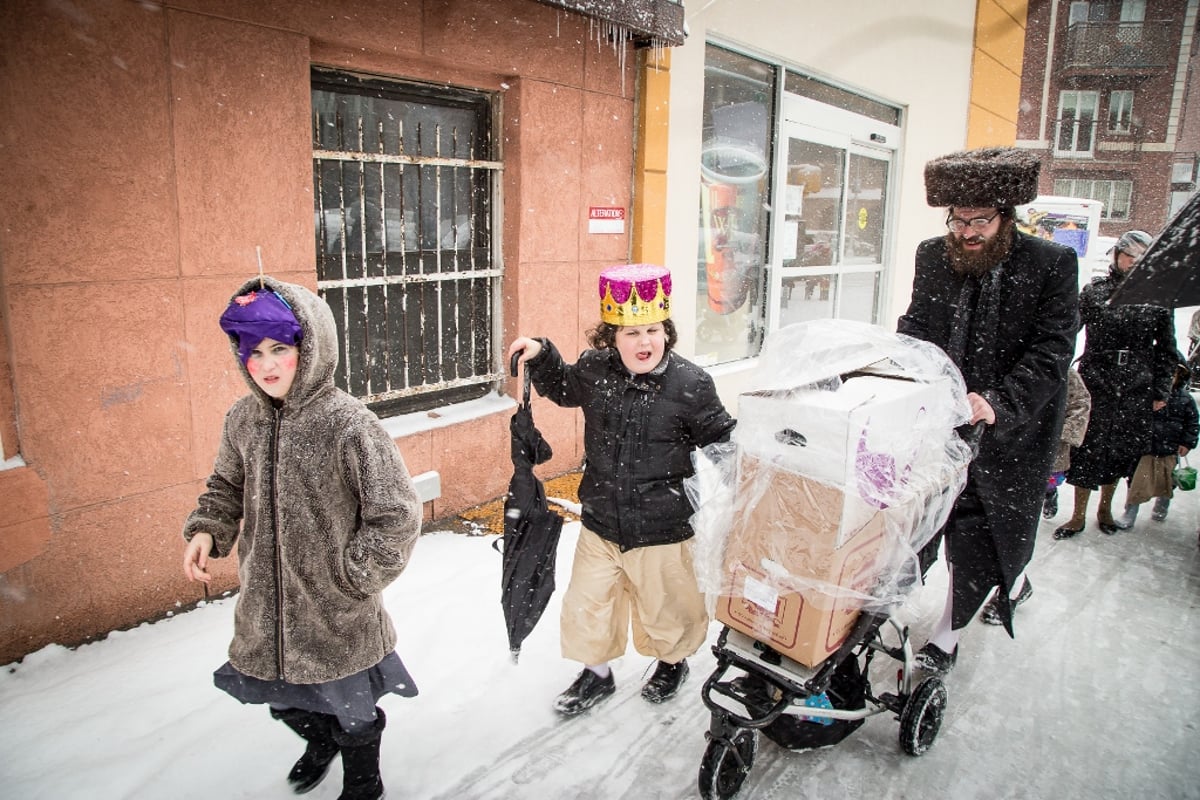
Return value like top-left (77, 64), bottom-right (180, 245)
top-left (967, 392), bottom-right (996, 425)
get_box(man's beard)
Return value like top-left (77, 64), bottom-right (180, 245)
top-left (946, 219), bottom-right (1015, 277)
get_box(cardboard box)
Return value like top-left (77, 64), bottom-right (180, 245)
top-left (716, 456), bottom-right (887, 667)
top-left (733, 363), bottom-right (946, 547)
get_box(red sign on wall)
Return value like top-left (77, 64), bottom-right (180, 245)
top-left (588, 206), bottom-right (626, 234)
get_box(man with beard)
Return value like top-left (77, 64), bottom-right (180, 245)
top-left (897, 146), bottom-right (1079, 674)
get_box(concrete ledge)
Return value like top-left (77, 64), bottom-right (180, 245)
top-left (412, 470), bottom-right (441, 503)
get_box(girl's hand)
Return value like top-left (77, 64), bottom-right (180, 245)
top-left (1180, 445), bottom-right (1191, 457)
top-left (1153, 400), bottom-right (1167, 412)
top-left (507, 337), bottom-right (542, 365)
top-left (183, 532), bottom-right (214, 584)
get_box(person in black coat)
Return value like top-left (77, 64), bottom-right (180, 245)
top-left (1055, 230), bottom-right (1179, 538)
top-left (508, 264), bottom-right (736, 717)
top-left (1120, 359), bottom-right (1199, 524)
top-left (897, 147), bottom-right (1079, 674)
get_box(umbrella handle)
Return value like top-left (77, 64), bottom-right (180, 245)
top-left (509, 350), bottom-right (532, 406)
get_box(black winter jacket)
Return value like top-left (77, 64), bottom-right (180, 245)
top-left (1149, 385), bottom-right (1199, 456)
top-left (527, 340), bottom-right (736, 551)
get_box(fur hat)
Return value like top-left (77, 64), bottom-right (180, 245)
top-left (924, 147), bottom-right (1041, 208)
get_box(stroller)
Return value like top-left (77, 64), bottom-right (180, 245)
top-left (697, 607), bottom-right (944, 800)
top-left (684, 322), bottom-right (981, 800)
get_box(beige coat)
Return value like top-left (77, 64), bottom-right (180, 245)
top-left (1052, 368), bottom-right (1092, 474)
top-left (183, 277), bottom-right (421, 684)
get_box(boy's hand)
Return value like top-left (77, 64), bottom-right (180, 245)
top-left (183, 532), bottom-right (214, 584)
top-left (507, 337), bottom-right (542, 365)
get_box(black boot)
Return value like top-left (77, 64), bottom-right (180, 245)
top-left (641, 659), bottom-right (690, 703)
top-left (270, 707), bottom-right (340, 794)
top-left (1042, 488), bottom-right (1058, 519)
top-left (331, 708), bottom-right (386, 800)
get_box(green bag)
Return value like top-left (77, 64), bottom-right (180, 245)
top-left (1173, 457), bottom-right (1197, 491)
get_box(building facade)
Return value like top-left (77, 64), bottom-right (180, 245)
top-left (1, 0), bottom-right (1024, 664)
top-left (1016, 0), bottom-right (1200, 236)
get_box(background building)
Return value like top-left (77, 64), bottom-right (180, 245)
top-left (1, 0), bottom-right (1026, 664)
top-left (1016, 0), bottom-right (1200, 235)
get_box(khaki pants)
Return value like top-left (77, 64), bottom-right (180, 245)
top-left (560, 526), bottom-right (709, 665)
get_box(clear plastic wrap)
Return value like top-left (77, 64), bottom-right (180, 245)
top-left (686, 320), bottom-right (973, 664)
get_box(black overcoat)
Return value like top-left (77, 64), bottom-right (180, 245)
top-left (898, 231), bottom-right (1079, 632)
top-left (1067, 271), bottom-right (1177, 487)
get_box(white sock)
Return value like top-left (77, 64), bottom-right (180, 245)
top-left (928, 570), bottom-right (960, 653)
top-left (1009, 571), bottom-right (1027, 600)
top-left (586, 663), bottom-right (610, 678)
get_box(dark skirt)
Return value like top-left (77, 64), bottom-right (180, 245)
top-left (214, 651), bottom-right (417, 724)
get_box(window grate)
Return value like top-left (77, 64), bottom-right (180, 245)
top-left (312, 71), bottom-right (502, 415)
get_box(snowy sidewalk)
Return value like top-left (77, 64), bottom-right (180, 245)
top-left (2, 487), bottom-right (1199, 800)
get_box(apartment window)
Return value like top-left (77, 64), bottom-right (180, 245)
top-left (1056, 90), bottom-right (1099, 156)
top-left (1054, 177), bottom-right (1132, 220)
top-left (1120, 0), bottom-right (1145, 23)
top-left (1108, 90), bottom-right (1134, 133)
top-left (311, 69), bottom-right (502, 416)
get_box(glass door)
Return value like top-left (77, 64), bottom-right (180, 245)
top-left (770, 119), bottom-right (893, 330)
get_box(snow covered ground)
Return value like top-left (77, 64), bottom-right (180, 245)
top-left (2, 501), bottom-right (1199, 800)
top-left (3, 309), bottom-right (1199, 800)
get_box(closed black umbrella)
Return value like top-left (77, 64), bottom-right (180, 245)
top-left (1109, 191), bottom-right (1200, 307)
top-left (496, 352), bottom-right (564, 661)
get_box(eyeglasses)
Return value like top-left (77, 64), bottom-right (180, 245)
top-left (945, 211), bottom-right (1000, 233)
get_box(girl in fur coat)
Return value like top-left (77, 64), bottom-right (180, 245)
top-left (182, 277), bottom-right (422, 800)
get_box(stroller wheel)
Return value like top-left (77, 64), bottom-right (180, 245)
top-left (899, 676), bottom-right (947, 756)
top-left (698, 728), bottom-right (758, 800)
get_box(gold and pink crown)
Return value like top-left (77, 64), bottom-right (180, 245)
top-left (598, 264), bottom-right (672, 326)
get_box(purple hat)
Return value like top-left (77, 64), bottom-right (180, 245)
top-left (218, 289), bottom-right (303, 364)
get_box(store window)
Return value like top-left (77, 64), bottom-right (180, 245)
top-left (695, 45), bottom-right (901, 365)
top-left (696, 46), bottom-right (775, 366)
top-left (311, 69), bottom-right (501, 416)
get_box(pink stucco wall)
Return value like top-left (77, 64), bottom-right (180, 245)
top-left (0, 0), bottom-right (635, 663)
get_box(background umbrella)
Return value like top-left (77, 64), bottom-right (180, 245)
top-left (495, 351), bottom-right (564, 662)
top-left (1108, 190), bottom-right (1200, 307)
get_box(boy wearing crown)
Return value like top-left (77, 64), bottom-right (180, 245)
top-left (509, 264), bottom-right (736, 716)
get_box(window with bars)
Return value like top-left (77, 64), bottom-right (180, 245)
top-left (311, 69), bottom-right (502, 417)
top-left (1053, 177), bottom-right (1133, 219)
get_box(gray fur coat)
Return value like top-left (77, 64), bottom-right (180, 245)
top-left (183, 277), bottom-right (421, 684)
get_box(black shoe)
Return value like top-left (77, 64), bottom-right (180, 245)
top-left (641, 659), bottom-right (690, 703)
top-left (980, 578), bottom-right (1033, 626)
top-left (914, 643), bottom-right (957, 676)
top-left (1053, 524), bottom-right (1083, 540)
top-left (554, 668), bottom-right (616, 716)
top-left (1042, 490), bottom-right (1058, 519)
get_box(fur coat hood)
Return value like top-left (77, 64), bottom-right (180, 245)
top-left (183, 277), bottom-right (421, 684)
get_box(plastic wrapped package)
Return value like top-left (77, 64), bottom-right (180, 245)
top-left (685, 320), bottom-right (973, 667)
